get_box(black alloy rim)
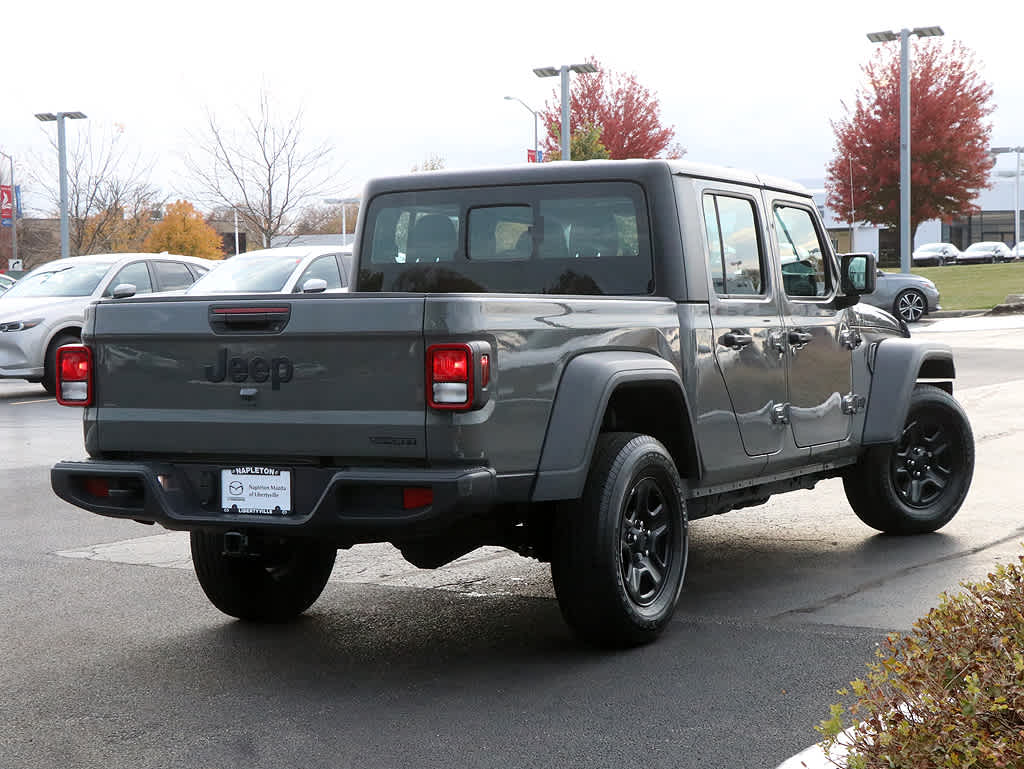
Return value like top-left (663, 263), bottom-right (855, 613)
top-left (619, 476), bottom-right (673, 606)
top-left (898, 292), bottom-right (925, 322)
top-left (891, 413), bottom-right (956, 508)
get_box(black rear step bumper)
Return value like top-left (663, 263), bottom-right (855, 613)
top-left (51, 460), bottom-right (498, 540)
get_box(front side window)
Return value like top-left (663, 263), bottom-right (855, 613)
top-left (702, 193), bottom-right (764, 296)
top-left (359, 182), bottom-right (651, 295)
top-left (106, 262), bottom-right (153, 296)
top-left (775, 205), bottom-right (832, 299)
top-left (295, 255), bottom-right (343, 291)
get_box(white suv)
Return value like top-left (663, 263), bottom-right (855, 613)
top-left (0, 253), bottom-right (214, 393)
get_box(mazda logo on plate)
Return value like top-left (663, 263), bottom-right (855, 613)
top-left (228, 482), bottom-right (244, 495)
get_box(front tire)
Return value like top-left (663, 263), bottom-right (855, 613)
top-left (42, 332), bottom-right (80, 395)
top-left (190, 532), bottom-right (336, 621)
top-left (844, 386), bottom-right (974, 534)
top-left (894, 289), bottom-right (927, 323)
top-left (551, 432), bottom-right (688, 647)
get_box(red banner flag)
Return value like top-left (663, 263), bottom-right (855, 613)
top-left (0, 185), bottom-right (12, 221)
top-left (526, 149), bottom-right (537, 163)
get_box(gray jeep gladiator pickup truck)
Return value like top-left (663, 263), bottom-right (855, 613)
top-left (51, 160), bottom-right (974, 647)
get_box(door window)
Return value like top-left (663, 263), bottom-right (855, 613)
top-left (106, 261), bottom-right (153, 296)
top-left (152, 260), bottom-right (196, 292)
top-left (774, 205), bottom-right (832, 298)
top-left (295, 255), bottom-right (343, 291)
top-left (702, 194), bottom-right (765, 296)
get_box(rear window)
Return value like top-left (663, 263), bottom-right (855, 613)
top-left (357, 182), bottom-right (651, 294)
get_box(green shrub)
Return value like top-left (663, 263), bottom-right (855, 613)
top-left (817, 553), bottom-right (1024, 768)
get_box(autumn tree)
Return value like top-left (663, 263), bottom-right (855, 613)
top-left (142, 200), bottom-right (224, 259)
top-left (542, 124), bottom-right (610, 161)
top-left (291, 200), bottom-right (360, 236)
top-left (826, 39), bottom-right (995, 237)
top-left (30, 124), bottom-right (163, 255)
top-left (540, 57), bottom-right (684, 160)
top-left (185, 90), bottom-right (335, 248)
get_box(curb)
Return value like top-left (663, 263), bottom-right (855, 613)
top-left (927, 309), bottom-right (987, 318)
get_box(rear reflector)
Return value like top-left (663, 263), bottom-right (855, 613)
top-left (83, 477), bottom-right (110, 498)
top-left (403, 487), bottom-right (434, 509)
top-left (56, 345), bottom-right (93, 406)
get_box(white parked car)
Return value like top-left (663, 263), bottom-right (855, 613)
top-left (911, 242), bottom-right (960, 266)
top-left (0, 253), bottom-right (214, 393)
top-left (957, 241), bottom-right (1013, 264)
top-left (1012, 242), bottom-right (1024, 260)
top-left (186, 245), bottom-right (353, 295)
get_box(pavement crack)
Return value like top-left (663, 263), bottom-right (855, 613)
top-left (771, 525), bottom-right (1024, 620)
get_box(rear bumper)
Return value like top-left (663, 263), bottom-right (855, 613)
top-left (51, 459), bottom-right (498, 542)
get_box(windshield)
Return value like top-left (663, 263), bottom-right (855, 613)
top-left (918, 244), bottom-right (943, 252)
top-left (2, 262), bottom-right (114, 299)
top-left (187, 254), bottom-right (303, 293)
top-left (964, 243), bottom-right (993, 252)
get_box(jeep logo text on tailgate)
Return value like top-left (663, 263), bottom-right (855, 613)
top-left (204, 349), bottom-right (294, 390)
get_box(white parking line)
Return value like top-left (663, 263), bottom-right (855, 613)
top-left (10, 397), bottom-right (55, 405)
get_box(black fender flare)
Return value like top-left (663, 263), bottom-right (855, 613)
top-left (862, 337), bottom-right (956, 445)
top-left (531, 351), bottom-right (696, 501)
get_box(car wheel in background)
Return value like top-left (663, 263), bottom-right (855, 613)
top-left (41, 331), bottom-right (80, 395)
top-left (894, 289), bottom-right (927, 323)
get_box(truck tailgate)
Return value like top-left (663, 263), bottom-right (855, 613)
top-left (88, 295), bottom-right (426, 459)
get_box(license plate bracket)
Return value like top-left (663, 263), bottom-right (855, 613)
top-left (221, 466), bottom-right (292, 515)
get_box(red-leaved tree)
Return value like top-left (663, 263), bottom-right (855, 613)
top-left (540, 57), bottom-right (684, 160)
top-left (826, 40), bottom-right (995, 236)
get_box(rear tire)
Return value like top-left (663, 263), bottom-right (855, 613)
top-left (551, 432), bottom-right (688, 647)
top-left (844, 386), bottom-right (973, 534)
top-left (190, 532), bottom-right (336, 621)
top-left (42, 332), bottom-right (79, 395)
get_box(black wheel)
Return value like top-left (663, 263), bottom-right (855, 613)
top-left (41, 331), bottom-right (80, 395)
top-left (551, 432), bottom-right (688, 647)
top-left (844, 386), bottom-right (974, 534)
top-left (894, 289), bottom-right (927, 323)
top-left (190, 532), bottom-right (336, 621)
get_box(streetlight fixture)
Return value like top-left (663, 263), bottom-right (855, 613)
top-left (0, 149), bottom-right (17, 267)
top-left (35, 110), bottom-right (88, 259)
top-left (533, 62), bottom-right (598, 162)
top-left (866, 26), bottom-right (943, 273)
top-left (991, 146), bottom-right (1024, 250)
top-left (504, 96), bottom-right (541, 161)
top-left (324, 197), bottom-right (361, 245)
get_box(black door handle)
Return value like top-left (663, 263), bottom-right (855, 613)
top-left (721, 331), bottom-right (753, 349)
top-left (788, 330), bottom-right (813, 345)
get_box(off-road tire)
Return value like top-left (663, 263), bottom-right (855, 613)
top-left (551, 432), bottom-right (688, 647)
top-left (190, 532), bottom-right (336, 622)
top-left (844, 386), bottom-right (974, 534)
top-left (41, 332), bottom-right (80, 395)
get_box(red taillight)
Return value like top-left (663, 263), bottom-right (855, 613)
top-left (55, 345), bottom-right (93, 406)
top-left (402, 487), bottom-right (434, 509)
top-left (427, 344), bottom-right (473, 410)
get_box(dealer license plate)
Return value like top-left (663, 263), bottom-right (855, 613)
top-left (221, 466), bottom-right (292, 515)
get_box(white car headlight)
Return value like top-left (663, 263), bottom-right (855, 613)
top-left (0, 318), bottom-right (44, 332)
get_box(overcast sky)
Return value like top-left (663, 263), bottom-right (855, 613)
top-left (5, 0), bottom-right (1023, 213)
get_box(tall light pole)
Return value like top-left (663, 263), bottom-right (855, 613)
top-left (35, 111), bottom-right (87, 259)
top-left (504, 96), bottom-right (540, 160)
top-left (532, 63), bottom-right (598, 161)
top-left (991, 146), bottom-right (1023, 250)
top-left (0, 149), bottom-right (17, 267)
top-left (324, 197), bottom-right (360, 245)
top-left (866, 26), bottom-right (943, 273)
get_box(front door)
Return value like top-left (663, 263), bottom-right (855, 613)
top-left (770, 197), bottom-right (852, 448)
top-left (701, 186), bottom-right (788, 458)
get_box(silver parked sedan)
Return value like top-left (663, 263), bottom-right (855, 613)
top-left (842, 253), bottom-right (940, 322)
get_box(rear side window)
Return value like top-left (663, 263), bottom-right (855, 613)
top-left (702, 193), bottom-right (764, 296)
top-left (359, 182), bottom-right (651, 295)
top-left (152, 260), bottom-right (196, 292)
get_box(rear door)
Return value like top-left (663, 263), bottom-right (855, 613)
top-left (698, 183), bottom-right (788, 458)
top-left (89, 295), bottom-right (427, 459)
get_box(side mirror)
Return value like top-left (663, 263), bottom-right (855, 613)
top-left (111, 283), bottom-right (137, 299)
top-left (841, 253), bottom-right (876, 295)
top-left (301, 278), bottom-right (328, 294)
